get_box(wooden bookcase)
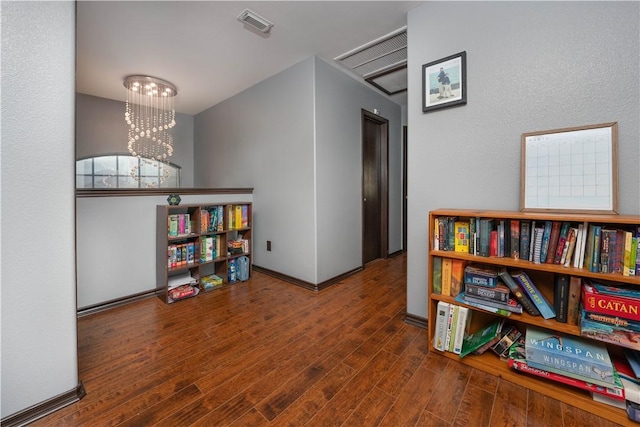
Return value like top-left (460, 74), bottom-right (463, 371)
top-left (157, 202), bottom-right (252, 303)
top-left (428, 209), bottom-right (640, 425)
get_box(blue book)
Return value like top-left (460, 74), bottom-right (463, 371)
top-left (511, 270), bottom-right (556, 319)
top-left (539, 221), bottom-right (553, 263)
top-left (525, 326), bottom-right (615, 387)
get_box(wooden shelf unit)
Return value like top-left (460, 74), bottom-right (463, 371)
top-left (428, 209), bottom-right (640, 425)
top-left (157, 202), bottom-right (252, 303)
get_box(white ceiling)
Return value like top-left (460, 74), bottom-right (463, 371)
top-left (76, 1), bottom-right (423, 116)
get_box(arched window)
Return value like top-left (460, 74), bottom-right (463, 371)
top-left (76, 154), bottom-right (181, 188)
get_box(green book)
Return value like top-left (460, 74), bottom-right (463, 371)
top-left (432, 257), bottom-right (443, 295)
top-left (459, 318), bottom-right (504, 359)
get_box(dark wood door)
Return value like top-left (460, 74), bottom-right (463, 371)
top-left (362, 110), bottom-right (388, 264)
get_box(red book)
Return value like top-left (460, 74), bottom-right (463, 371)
top-left (509, 358), bottom-right (625, 401)
top-left (582, 280), bottom-right (640, 321)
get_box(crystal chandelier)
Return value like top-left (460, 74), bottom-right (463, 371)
top-left (124, 75), bottom-right (177, 185)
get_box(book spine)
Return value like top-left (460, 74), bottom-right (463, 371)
top-left (434, 301), bottom-right (449, 351)
top-left (563, 228), bottom-right (578, 267)
top-left (448, 305), bottom-right (460, 352)
top-left (450, 260), bottom-right (467, 297)
top-left (432, 257), bottom-right (442, 295)
top-left (532, 227), bottom-right (544, 264)
top-left (452, 307), bottom-right (470, 355)
top-left (554, 222), bottom-right (571, 264)
top-left (577, 222), bottom-right (589, 268)
top-left (447, 217), bottom-right (456, 251)
top-left (444, 304), bottom-right (456, 351)
top-left (509, 359), bottom-right (624, 401)
top-left (540, 221), bottom-right (553, 263)
top-left (591, 226), bottom-right (602, 273)
top-left (464, 269), bottom-right (498, 288)
top-left (566, 276), bottom-right (582, 326)
top-left (546, 221), bottom-right (561, 264)
top-left (454, 221), bottom-right (470, 253)
top-left (441, 258), bottom-right (453, 296)
top-left (554, 274), bottom-right (569, 323)
top-left (463, 294), bottom-right (522, 313)
top-left (631, 236), bottom-right (638, 277)
top-left (498, 270), bottom-right (540, 316)
top-left (520, 220), bottom-right (531, 261)
top-left (464, 283), bottom-right (510, 302)
top-left (582, 283), bottom-right (640, 321)
top-left (512, 271), bottom-right (556, 319)
top-left (469, 218), bottom-right (476, 255)
top-left (509, 219), bottom-right (520, 259)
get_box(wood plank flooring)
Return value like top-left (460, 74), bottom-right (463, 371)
top-left (32, 254), bottom-right (626, 426)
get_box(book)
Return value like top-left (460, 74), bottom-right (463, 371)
top-left (571, 223), bottom-right (584, 268)
top-left (525, 326), bottom-right (615, 387)
top-left (498, 269), bottom-right (540, 316)
top-left (241, 205), bottom-right (249, 228)
top-left (532, 226), bottom-right (544, 264)
top-left (432, 257), bottom-right (443, 295)
top-left (168, 214), bottom-right (179, 236)
top-left (613, 358), bottom-right (640, 403)
top-left (510, 219), bottom-right (520, 259)
top-left (580, 310), bottom-right (640, 351)
top-left (553, 222), bottom-right (571, 264)
top-left (539, 221), bottom-right (553, 264)
top-left (468, 217), bottom-right (475, 255)
top-left (545, 221), bottom-right (561, 264)
top-left (463, 293), bottom-right (523, 314)
top-left (511, 270), bottom-right (556, 319)
top-left (509, 344), bottom-right (625, 402)
top-left (562, 227), bottom-right (578, 267)
top-left (450, 259), bottom-right (467, 297)
top-left (433, 218), bottom-right (440, 250)
top-left (445, 304), bottom-right (458, 352)
top-left (491, 324), bottom-right (522, 358)
top-left (441, 258), bottom-right (453, 296)
top-left (433, 301), bottom-right (450, 351)
top-left (577, 221), bottom-right (589, 268)
top-left (624, 230), bottom-right (634, 276)
top-left (459, 318), bottom-right (504, 358)
top-left (479, 219), bottom-right (494, 257)
top-left (599, 228), bottom-right (614, 273)
top-left (490, 230), bottom-right (498, 257)
top-left (454, 221), bottom-right (470, 253)
top-left (497, 220), bottom-right (505, 257)
top-left (584, 224), bottom-right (602, 273)
top-left (452, 306), bottom-right (471, 355)
top-left (454, 293), bottom-right (512, 317)
top-left (554, 274), bottom-right (569, 323)
top-left (464, 282), bottom-right (510, 302)
top-left (464, 264), bottom-right (499, 288)
top-left (582, 280), bottom-right (640, 321)
top-left (566, 276), bottom-right (582, 325)
top-left (631, 236), bottom-right (638, 277)
top-left (520, 220), bottom-right (531, 261)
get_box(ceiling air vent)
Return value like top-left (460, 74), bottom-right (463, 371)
top-left (334, 27), bottom-right (407, 96)
top-left (237, 9), bottom-right (274, 34)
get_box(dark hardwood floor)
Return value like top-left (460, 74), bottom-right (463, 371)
top-left (32, 254), bottom-right (625, 426)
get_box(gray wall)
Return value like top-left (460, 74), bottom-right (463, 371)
top-left (315, 58), bottom-right (403, 281)
top-left (194, 56), bottom-right (403, 284)
top-left (1, 1), bottom-right (78, 418)
top-left (76, 93), bottom-right (196, 187)
top-left (195, 57), bottom-right (317, 282)
top-left (406, 1), bottom-right (640, 319)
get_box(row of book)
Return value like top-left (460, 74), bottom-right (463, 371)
top-left (201, 205), bottom-right (251, 233)
top-left (168, 242), bottom-right (196, 268)
top-left (168, 236), bottom-right (250, 269)
top-left (433, 260), bottom-right (560, 320)
top-left (434, 216), bottom-right (640, 276)
top-left (168, 213), bottom-right (193, 237)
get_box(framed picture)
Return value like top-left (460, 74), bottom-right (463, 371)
top-left (520, 122), bottom-right (618, 214)
top-left (422, 51), bottom-right (466, 113)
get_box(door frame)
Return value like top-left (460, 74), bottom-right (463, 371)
top-left (361, 109), bottom-right (389, 263)
top-left (402, 125), bottom-right (408, 253)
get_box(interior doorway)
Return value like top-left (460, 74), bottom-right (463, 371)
top-left (361, 109), bottom-right (389, 265)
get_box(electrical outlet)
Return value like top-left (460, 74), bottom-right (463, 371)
top-left (267, 240), bottom-right (271, 251)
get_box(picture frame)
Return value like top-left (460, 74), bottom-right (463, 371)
top-left (422, 51), bottom-right (466, 113)
top-left (520, 122), bottom-right (618, 214)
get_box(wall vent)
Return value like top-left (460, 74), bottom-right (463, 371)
top-left (237, 9), bottom-right (274, 34)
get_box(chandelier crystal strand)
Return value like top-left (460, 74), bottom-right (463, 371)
top-left (123, 76), bottom-right (177, 186)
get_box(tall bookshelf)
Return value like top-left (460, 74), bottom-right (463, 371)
top-left (157, 202), bottom-right (252, 303)
top-left (428, 209), bottom-right (640, 425)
